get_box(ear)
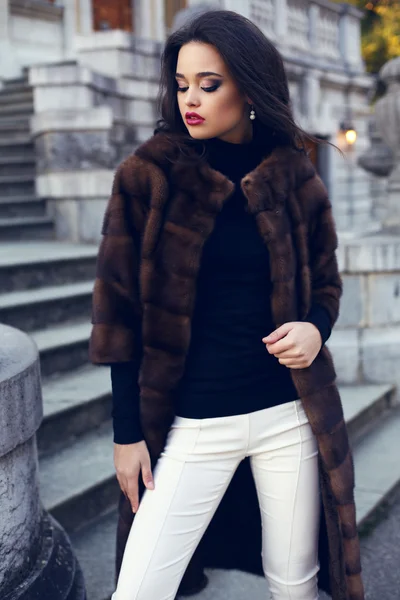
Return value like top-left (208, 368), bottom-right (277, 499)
top-left (245, 97), bottom-right (253, 105)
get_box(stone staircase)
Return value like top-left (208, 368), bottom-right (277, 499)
top-left (0, 78), bottom-right (399, 600)
top-left (0, 77), bottom-right (54, 240)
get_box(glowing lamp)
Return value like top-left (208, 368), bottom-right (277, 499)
top-left (340, 122), bottom-right (357, 146)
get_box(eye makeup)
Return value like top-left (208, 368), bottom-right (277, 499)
top-left (176, 81), bottom-right (222, 93)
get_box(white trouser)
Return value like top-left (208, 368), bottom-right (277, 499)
top-left (112, 399), bottom-right (320, 600)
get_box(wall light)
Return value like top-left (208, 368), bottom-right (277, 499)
top-left (340, 121), bottom-right (357, 146)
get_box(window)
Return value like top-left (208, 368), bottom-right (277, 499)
top-left (92, 0), bottom-right (134, 32)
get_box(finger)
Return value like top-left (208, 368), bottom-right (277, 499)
top-left (126, 480), bottom-right (139, 513)
top-left (262, 322), bottom-right (294, 343)
top-left (278, 357), bottom-right (309, 368)
top-left (141, 459), bottom-right (155, 490)
top-left (273, 349), bottom-right (304, 359)
top-left (266, 339), bottom-right (294, 354)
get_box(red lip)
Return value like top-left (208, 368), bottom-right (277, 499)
top-left (185, 112), bottom-right (205, 121)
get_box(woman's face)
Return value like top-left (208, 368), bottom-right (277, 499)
top-left (175, 42), bottom-right (252, 143)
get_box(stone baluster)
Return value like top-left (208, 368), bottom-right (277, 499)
top-left (0, 1), bottom-right (19, 83)
top-left (0, 324), bottom-right (85, 599)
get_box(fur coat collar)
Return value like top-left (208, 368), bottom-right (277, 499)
top-left (90, 132), bottom-right (364, 600)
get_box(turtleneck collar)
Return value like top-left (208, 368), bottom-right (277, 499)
top-left (203, 123), bottom-right (276, 180)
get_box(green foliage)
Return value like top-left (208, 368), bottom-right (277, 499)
top-left (331, 0), bottom-right (400, 73)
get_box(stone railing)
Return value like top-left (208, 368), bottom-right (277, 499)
top-left (287, 0), bottom-right (311, 52)
top-left (249, 0), bottom-right (275, 37)
top-left (225, 0), bottom-right (363, 69)
top-left (0, 324), bottom-right (85, 600)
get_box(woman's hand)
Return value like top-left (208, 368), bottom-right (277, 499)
top-left (114, 440), bottom-right (154, 513)
top-left (262, 322), bottom-right (322, 369)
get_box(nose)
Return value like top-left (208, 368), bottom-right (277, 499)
top-left (185, 89), bottom-right (200, 108)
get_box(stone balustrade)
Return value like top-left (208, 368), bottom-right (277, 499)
top-left (225, 0), bottom-right (363, 69)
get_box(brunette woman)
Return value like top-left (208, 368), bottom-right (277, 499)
top-left (89, 9), bottom-right (364, 600)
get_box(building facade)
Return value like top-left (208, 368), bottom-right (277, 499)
top-left (0, 0), bottom-right (376, 235)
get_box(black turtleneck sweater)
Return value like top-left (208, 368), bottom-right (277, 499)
top-left (110, 135), bottom-right (332, 444)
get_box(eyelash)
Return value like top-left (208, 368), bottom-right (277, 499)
top-left (176, 84), bottom-right (220, 93)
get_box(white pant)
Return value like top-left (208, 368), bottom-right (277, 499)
top-left (112, 399), bottom-right (320, 600)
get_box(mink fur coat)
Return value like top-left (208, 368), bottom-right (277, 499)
top-left (89, 131), bottom-right (364, 600)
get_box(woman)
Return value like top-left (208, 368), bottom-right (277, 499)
top-left (89, 9), bottom-right (364, 600)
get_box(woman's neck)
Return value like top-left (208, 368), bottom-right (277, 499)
top-left (215, 121), bottom-right (254, 145)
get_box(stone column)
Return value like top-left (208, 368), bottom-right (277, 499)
top-left (153, 0), bottom-right (166, 41)
top-left (0, 1), bottom-right (20, 83)
top-left (0, 324), bottom-right (85, 600)
top-left (375, 57), bottom-right (400, 230)
top-left (274, 0), bottom-right (287, 39)
top-left (78, 0), bottom-right (94, 35)
top-left (338, 4), bottom-right (364, 70)
top-left (62, 0), bottom-right (79, 58)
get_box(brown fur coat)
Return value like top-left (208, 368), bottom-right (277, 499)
top-left (89, 132), bottom-right (364, 600)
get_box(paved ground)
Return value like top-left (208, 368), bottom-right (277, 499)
top-left (187, 492), bottom-right (400, 600)
top-left (74, 491), bottom-right (400, 600)
top-left (357, 492), bottom-right (400, 599)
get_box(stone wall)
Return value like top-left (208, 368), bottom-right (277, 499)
top-left (327, 235), bottom-right (400, 400)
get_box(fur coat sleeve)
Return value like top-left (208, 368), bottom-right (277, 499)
top-left (89, 157), bottom-right (146, 365)
top-left (303, 172), bottom-right (343, 327)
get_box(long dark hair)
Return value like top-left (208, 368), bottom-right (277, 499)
top-left (155, 9), bottom-right (328, 159)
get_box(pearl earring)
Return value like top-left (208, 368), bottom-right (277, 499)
top-left (249, 105), bottom-right (256, 121)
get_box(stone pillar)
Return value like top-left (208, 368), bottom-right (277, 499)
top-left (62, 0), bottom-right (79, 58)
top-left (0, 324), bottom-right (85, 600)
top-left (78, 0), bottom-right (94, 35)
top-left (139, 0), bottom-right (153, 39)
top-left (0, 1), bottom-right (20, 83)
top-left (338, 4), bottom-right (364, 70)
top-left (375, 56), bottom-right (400, 230)
top-left (274, 0), bottom-right (287, 39)
top-left (63, 0), bottom-right (95, 56)
top-left (153, 0), bottom-right (166, 42)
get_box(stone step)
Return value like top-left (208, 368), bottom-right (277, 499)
top-left (0, 101), bottom-right (33, 117)
top-left (38, 365), bottom-right (111, 456)
top-left (0, 90), bottom-right (33, 106)
top-left (69, 397), bottom-right (400, 600)
top-left (0, 133), bottom-right (32, 146)
top-left (354, 406), bottom-right (400, 531)
top-left (0, 215), bottom-right (54, 241)
top-left (0, 195), bottom-right (47, 218)
top-left (0, 155), bottom-right (35, 177)
top-left (38, 419), bottom-right (120, 535)
top-left (341, 383), bottom-right (394, 444)
top-left (0, 241), bottom-right (97, 293)
top-left (39, 383), bottom-right (393, 534)
top-left (0, 280), bottom-right (93, 332)
top-left (31, 320), bottom-right (92, 377)
top-left (0, 115), bottom-right (31, 130)
top-left (70, 508), bottom-right (118, 600)
top-left (36, 371), bottom-right (394, 462)
top-left (0, 173), bottom-right (35, 196)
top-left (0, 134), bottom-right (33, 157)
top-left (2, 77), bottom-right (29, 90)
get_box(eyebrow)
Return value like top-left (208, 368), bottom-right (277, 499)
top-left (175, 71), bottom-right (224, 79)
